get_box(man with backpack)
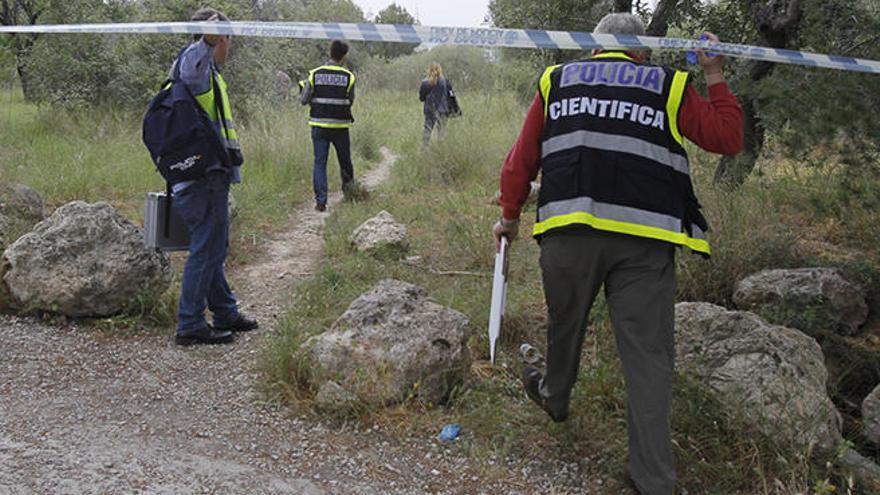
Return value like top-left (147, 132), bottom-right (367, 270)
top-left (300, 40), bottom-right (357, 212)
top-left (165, 8), bottom-right (257, 345)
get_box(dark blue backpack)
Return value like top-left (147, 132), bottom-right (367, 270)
top-left (142, 48), bottom-right (227, 185)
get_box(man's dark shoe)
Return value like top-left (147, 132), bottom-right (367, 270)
top-left (623, 469), bottom-right (641, 494)
top-left (522, 366), bottom-right (568, 422)
top-left (315, 202), bottom-right (326, 212)
top-left (214, 314), bottom-right (259, 333)
top-left (176, 326), bottom-right (234, 346)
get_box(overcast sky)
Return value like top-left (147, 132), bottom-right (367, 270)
top-left (353, 0), bottom-right (491, 27)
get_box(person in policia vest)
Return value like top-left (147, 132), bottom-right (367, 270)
top-left (170, 7), bottom-right (258, 346)
top-left (300, 40), bottom-right (357, 212)
top-left (492, 13), bottom-right (743, 495)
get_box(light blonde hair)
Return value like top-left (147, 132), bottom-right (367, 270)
top-left (426, 63), bottom-right (443, 85)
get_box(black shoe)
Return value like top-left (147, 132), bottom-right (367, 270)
top-left (624, 470), bottom-right (641, 494)
top-left (315, 203), bottom-right (326, 212)
top-left (214, 314), bottom-right (259, 333)
top-left (176, 326), bottom-right (234, 346)
top-left (522, 366), bottom-right (568, 422)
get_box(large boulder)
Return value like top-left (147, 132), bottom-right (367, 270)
top-left (0, 183), bottom-right (45, 253)
top-left (733, 268), bottom-right (868, 336)
top-left (349, 210), bottom-right (408, 256)
top-left (2, 201), bottom-right (171, 317)
top-left (863, 384), bottom-right (880, 445)
top-left (301, 279), bottom-right (470, 409)
top-left (675, 302), bottom-right (842, 450)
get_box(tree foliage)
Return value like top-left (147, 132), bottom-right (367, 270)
top-left (488, 0), bottom-right (614, 65)
top-left (2, 0), bottom-right (371, 111)
top-left (679, 0), bottom-right (880, 186)
top-left (371, 2), bottom-right (417, 59)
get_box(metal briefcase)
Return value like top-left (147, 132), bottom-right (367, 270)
top-left (143, 191), bottom-right (191, 251)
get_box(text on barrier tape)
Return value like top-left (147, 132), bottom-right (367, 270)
top-left (1, 21), bottom-right (879, 74)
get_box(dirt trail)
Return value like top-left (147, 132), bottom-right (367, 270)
top-left (0, 148), bottom-right (598, 495)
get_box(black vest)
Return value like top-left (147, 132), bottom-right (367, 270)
top-left (308, 65), bottom-right (355, 128)
top-left (535, 53), bottom-right (710, 256)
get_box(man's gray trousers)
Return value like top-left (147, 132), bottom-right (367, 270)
top-left (539, 228), bottom-right (677, 495)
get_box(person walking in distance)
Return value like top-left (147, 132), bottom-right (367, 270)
top-left (419, 62), bottom-right (455, 148)
top-left (300, 40), bottom-right (357, 212)
top-left (492, 13), bottom-right (743, 494)
top-left (171, 7), bottom-right (258, 346)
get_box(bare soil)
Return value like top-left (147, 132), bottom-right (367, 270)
top-left (0, 149), bottom-right (610, 495)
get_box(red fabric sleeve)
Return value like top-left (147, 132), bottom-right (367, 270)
top-left (499, 92), bottom-right (544, 220)
top-left (678, 82), bottom-right (744, 155)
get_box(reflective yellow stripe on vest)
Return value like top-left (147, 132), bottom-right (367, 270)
top-left (194, 71), bottom-right (239, 149)
top-left (666, 71), bottom-right (688, 146)
top-left (308, 118), bottom-right (354, 128)
top-left (539, 65), bottom-right (560, 119)
top-left (533, 196), bottom-right (711, 254)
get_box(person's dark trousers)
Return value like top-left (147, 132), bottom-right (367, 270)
top-left (174, 172), bottom-right (240, 333)
top-left (539, 228), bottom-right (677, 495)
top-left (422, 111), bottom-right (446, 148)
top-left (311, 126), bottom-right (355, 206)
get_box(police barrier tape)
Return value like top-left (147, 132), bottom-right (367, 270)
top-left (2, 21), bottom-right (880, 74)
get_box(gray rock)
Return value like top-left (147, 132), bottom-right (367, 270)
top-left (2, 201), bottom-right (171, 317)
top-left (302, 279), bottom-right (470, 409)
top-left (0, 183), bottom-right (45, 253)
top-left (733, 267), bottom-right (868, 336)
top-left (314, 380), bottom-right (359, 413)
top-left (862, 384), bottom-right (880, 445)
top-left (675, 302), bottom-right (842, 451)
top-left (274, 70), bottom-right (292, 101)
top-left (350, 210), bottom-right (408, 256)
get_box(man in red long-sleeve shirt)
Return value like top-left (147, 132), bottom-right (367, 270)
top-left (491, 13), bottom-right (743, 495)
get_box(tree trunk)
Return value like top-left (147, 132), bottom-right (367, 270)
top-left (1, 1), bottom-right (44, 102)
top-left (12, 35), bottom-right (37, 101)
top-left (713, 0), bottom-right (801, 187)
top-left (15, 56), bottom-right (31, 100)
top-left (613, 0), bottom-right (632, 13)
top-left (713, 96), bottom-right (764, 186)
top-left (646, 0), bottom-right (678, 37)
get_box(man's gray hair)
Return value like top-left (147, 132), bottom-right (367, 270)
top-left (593, 13), bottom-right (646, 36)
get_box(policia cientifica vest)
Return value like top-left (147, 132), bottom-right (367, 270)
top-left (308, 65), bottom-right (356, 128)
top-left (534, 53), bottom-right (710, 256)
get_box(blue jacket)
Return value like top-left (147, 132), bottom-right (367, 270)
top-left (419, 77), bottom-right (450, 116)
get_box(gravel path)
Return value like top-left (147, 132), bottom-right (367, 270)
top-left (0, 148), bottom-right (613, 495)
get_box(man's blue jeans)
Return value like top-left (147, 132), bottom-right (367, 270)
top-left (174, 172), bottom-right (239, 333)
top-left (311, 126), bottom-right (354, 206)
